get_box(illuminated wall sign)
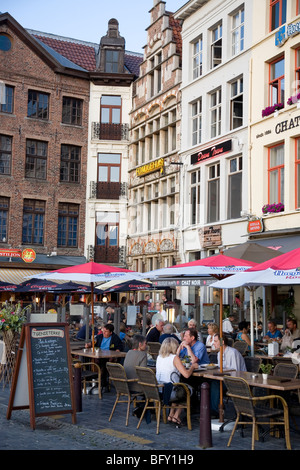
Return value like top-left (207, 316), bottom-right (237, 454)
top-left (136, 158), bottom-right (164, 177)
top-left (191, 140), bottom-right (232, 165)
top-left (275, 22), bottom-right (300, 47)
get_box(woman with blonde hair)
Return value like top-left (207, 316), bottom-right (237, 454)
top-left (206, 323), bottom-right (219, 349)
top-left (156, 337), bottom-right (198, 426)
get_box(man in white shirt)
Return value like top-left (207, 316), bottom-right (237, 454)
top-left (222, 314), bottom-right (235, 334)
top-left (210, 334), bottom-right (246, 417)
top-left (213, 334), bottom-right (246, 372)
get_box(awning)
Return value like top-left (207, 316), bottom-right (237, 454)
top-left (0, 268), bottom-right (46, 285)
top-left (248, 235), bottom-right (300, 253)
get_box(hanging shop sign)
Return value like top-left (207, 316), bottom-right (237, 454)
top-left (199, 225), bottom-right (222, 248)
top-left (191, 140), bottom-right (232, 165)
top-left (275, 22), bottom-right (300, 47)
top-left (247, 218), bottom-right (264, 234)
top-left (136, 158), bottom-right (164, 177)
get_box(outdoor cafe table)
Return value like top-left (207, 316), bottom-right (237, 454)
top-left (71, 349), bottom-right (127, 404)
top-left (71, 348), bottom-right (127, 360)
top-left (193, 369), bottom-right (300, 392)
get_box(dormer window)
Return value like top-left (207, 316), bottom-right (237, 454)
top-left (105, 50), bottom-right (119, 73)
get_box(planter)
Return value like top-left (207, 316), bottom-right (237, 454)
top-left (262, 373), bottom-right (268, 381)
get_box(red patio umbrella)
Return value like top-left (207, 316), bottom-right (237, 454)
top-left (30, 261), bottom-right (142, 351)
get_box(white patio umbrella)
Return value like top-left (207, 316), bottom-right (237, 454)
top-left (144, 254), bottom-right (257, 422)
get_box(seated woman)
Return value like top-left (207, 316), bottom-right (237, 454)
top-left (205, 323), bottom-right (219, 349)
top-left (156, 337), bottom-right (198, 426)
top-left (236, 321), bottom-right (251, 351)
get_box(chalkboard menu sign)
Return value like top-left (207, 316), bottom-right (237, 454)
top-left (7, 323), bottom-right (76, 429)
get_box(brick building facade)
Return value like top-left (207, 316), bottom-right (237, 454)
top-left (0, 13), bottom-right (90, 276)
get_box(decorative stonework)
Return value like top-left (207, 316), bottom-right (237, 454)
top-left (145, 240), bottom-right (158, 254)
top-left (130, 242), bottom-right (143, 256)
top-left (160, 238), bottom-right (174, 252)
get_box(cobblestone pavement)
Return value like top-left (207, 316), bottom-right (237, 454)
top-left (1, 385), bottom-right (300, 454)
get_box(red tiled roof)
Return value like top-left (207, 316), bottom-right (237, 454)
top-left (32, 33), bottom-right (143, 76)
top-left (168, 13), bottom-right (182, 56)
top-left (33, 35), bottom-right (96, 71)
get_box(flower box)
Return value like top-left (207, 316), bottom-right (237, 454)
top-left (287, 93), bottom-right (300, 106)
top-left (261, 103), bottom-right (284, 117)
top-left (262, 203), bottom-right (284, 214)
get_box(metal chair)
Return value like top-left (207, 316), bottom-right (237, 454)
top-left (135, 366), bottom-right (192, 434)
top-left (106, 362), bottom-right (144, 426)
top-left (233, 340), bottom-right (249, 356)
top-left (147, 342), bottom-right (161, 360)
top-left (223, 376), bottom-right (291, 450)
top-left (244, 356), bottom-right (262, 373)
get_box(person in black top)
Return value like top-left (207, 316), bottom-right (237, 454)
top-left (146, 318), bottom-right (164, 343)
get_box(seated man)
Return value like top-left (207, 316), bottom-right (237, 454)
top-left (146, 318), bottom-right (164, 343)
top-left (85, 323), bottom-right (123, 391)
top-left (263, 321), bottom-right (283, 341)
top-left (123, 334), bottom-right (147, 392)
top-left (210, 334), bottom-right (246, 417)
top-left (177, 328), bottom-right (209, 365)
top-left (76, 317), bottom-right (98, 340)
top-left (159, 323), bottom-right (181, 344)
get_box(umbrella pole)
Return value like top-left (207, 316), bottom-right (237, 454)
top-left (91, 282), bottom-right (95, 353)
top-left (250, 289), bottom-right (254, 357)
top-left (219, 288), bottom-right (224, 422)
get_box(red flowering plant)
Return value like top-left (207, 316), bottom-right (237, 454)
top-left (262, 203), bottom-right (284, 214)
top-left (287, 93), bottom-right (300, 105)
top-left (261, 102), bottom-right (284, 117)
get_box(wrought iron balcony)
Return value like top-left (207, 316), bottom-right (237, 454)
top-left (91, 122), bottom-right (129, 141)
top-left (90, 181), bottom-right (127, 200)
top-left (88, 244), bottom-right (127, 265)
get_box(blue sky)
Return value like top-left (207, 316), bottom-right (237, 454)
top-left (1, 0), bottom-right (185, 53)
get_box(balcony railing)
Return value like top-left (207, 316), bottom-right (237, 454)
top-left (92, 122), bottom-right (129, 141)
top-left (88, 245), bottom-right (127, 265)
top-left (89, 181), bottom-right (128, 200)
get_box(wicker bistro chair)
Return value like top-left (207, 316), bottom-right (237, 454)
top-left (273, 363), bottom-right (298, 379)
top-left (244, 356), bottom-right (262, 373)
top-left (135, 366), bottom-right (192, 434)
top-left (73, 360), bottom-right (102, 399)
top-left (223, 376), bottom-right (291, 450)
top-left (147, 342), bottom-right (161, 360)
top-left (106, 362), bottom-right (144, 427)
top-left (233, 340), bottom-right (249, 356)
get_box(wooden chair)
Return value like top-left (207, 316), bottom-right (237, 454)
top-left (106, 362), bottom-right (144, 426)
top-left (147, 342), bottom-right (161, 360)
top-left (233, 340), bottom-right (249, 356)
top-left (223, 376), bottom-right (291, 450)
top-left (244, 356), bottom-right (262, 373)
top-left (135, 366), bottom-right (192, 434)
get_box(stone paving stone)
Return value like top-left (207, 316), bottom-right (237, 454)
top-left (1, 385), bottom-right (299, 452)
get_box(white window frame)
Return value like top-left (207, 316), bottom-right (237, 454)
top-left (231, 7), bottom-right (244, 56)
top-left (192, 36), bottom-right (203, 79)
top-left (192, 98), bottom-right (202, 146)
top-left (210, 88), bottom-right (222, 138)
top-left (211, 23), bottom-right (222, 68)
top-left (230, 77), bottom-right (243, 130)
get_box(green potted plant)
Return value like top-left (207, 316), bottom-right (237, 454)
top-left (260, 363), bottom-right (273, 380)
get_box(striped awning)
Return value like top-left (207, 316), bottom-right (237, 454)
top-left (0, 268), bottom-right (46, 285)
